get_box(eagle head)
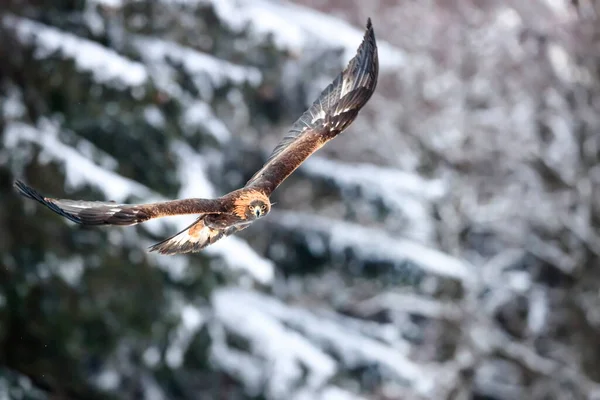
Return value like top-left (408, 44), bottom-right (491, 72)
top-left (247, 199), bottom-right (270, 220)
top-left (231, 189), bottom-right (272, 221)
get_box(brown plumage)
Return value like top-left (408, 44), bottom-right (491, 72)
top-left (14, 18), bottom-right (379, 255)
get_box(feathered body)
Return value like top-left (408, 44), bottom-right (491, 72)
top-left (14, 19), bottom-right (379, 255)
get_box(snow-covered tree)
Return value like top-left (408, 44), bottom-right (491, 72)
top-left (3, 0), bottom-right (600, 399)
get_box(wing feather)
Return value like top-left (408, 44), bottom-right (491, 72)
top-left (148, 216), bottom-right (248, 255)
top-left (245, 18), bottom-right (378, 195)
top-left (14, 180), bottom-right (225, 226)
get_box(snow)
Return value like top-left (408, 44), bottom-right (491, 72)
top-left (93, 0), bottom-right (405, 71)
top-left (303, 157), bottom-right (446, 201)
top-left (355, 291), bottom-right (462, 321)
top-left (4, 120), bottom-right (154, 202)
top-left (205, 239), bottom-right (275, 285)
top-left (527, 287), bottom-right (548, 335)
top-left (166, 303), bottom-right (209, 368)
top-left (144, 106), bottom-right (166, 129)
top-left (212, 288), bottom-right (338, 398)
top-left (95, 369), bottom-right (120, 390)
top-left (209, 0), bottom-right (405, 71)
top-left (87, 0), bottom-right (123, 7)
top-left (142, 346), bottom-right (161, 368)
top-left (54, 255), bottom-right (85, 287)
top-left (181, 101), bottom-right (231, 143)
top-left (301, 157), bottom-right (445, 243)
top-left (1, 85), bottom-right (26, 120)
top-left (3, 15), bottom-right (148, 88)
top-left (132, 36), bottom-right (262, 90)
top-left (272, 211), bottom-right (474, 284)
top-left (213, 288), bottom-right (439, 396)
top-left (170, 141), bottom-right (218, 200)
top-left (209, 330), bottom-right (265, 396)
top-left (293, 386), bottom-right (366, 400)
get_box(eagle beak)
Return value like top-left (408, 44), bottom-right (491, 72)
top-left (254, 207), bottom-right (261, 218)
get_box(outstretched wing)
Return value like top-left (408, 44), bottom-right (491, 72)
top-left (245, 18), bottom-right (379, 196)
top-left (148, 216), bottom-right (249, 255)
top-left (14, 180), bottom-right (225, 226)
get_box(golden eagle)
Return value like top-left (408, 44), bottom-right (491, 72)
top-left (15, 19), bottom-right (379, 255)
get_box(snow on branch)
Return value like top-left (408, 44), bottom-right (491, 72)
top-left (180, 101), bottom-right (232, 144)
top-left (163, 302), bottom-right (209, 369)
top-left (4, 120), bottom-right (154, 202)
top-left (354, 291), bottom-right (463, 322)
top-left (211, 288), bottom-right (337, 399)
top-left (212, 288), bottom-right (443, 397)
top-left (208, 0), bottom-right (405, 71)
top-left (292, 386), bottom-right (368, 400)
top-left (132, 36), bottom-right (262, 90)
top-left (301, 157), bottom-right (446, 243)
top-left (87, 0), bottom-right (122, 7)
top-left (303, 157), bottom-right (446, 202)
top-left (3, 15), bottom-right (148, 89)
top-left (271, 211), bottom-right (474, 285)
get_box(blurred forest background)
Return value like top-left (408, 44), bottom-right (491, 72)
top-left (2, 0), bottom-right (600, 399)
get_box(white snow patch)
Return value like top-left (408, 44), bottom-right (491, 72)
top-left (133, 36), bottom-right (262, 89)
top-left (302, 157), bottom-right (446, 200)
top-left (87, 0), bottom-right (123, 7)
top-left (355, 291), bottom-right (462, 321)
top-left (181, 101), bottom-right (231, 143)
top-left (293, 386), bottom-right (366, 400)
top-left (1, 85), bottom-right (26, 120)
top-left (143, 346), bottom-right (162, 368)
top-left (4, 15), bottom-right (147, 88)
top-left (182, 303), bottom-right (206, 330)
top-left (144, 105), bottom-right (166, 129)
top-left (205, 239), bottom-right (275, 285)
top-left (209, 325), bottom-right (265, 396)
top-left (214, 288), bottom-right (439, 396)
top-left (56, 255), bottom-right (85, 286)
top-left (528, 286), bottom-right (548, 335)
top-left (301, 157), bottom-right (446, 243)
top-left (273, 211), bottom-right (474, 284)
top-left (95, 369), bottom-right (120, 390)
top-left (158, 0), bottom-right (210, 5)
top-left (212, 288), bottom-right (337, 398)
top-left (166, 303), bottom-right (208, 368)
top-left (4, 120), bottom-right (154, 202)
top-left (210, 0), bottom-right (404, 71)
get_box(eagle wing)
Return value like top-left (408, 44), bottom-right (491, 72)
top-left (148, 216), bottom-right (250, 255)
top-left (245, 18), bottom-right (379, 196)
top-left (14, 180), bottom-right (226, 226)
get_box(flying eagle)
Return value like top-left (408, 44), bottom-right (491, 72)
top-left (14, 19), bottom-right (379, 255)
